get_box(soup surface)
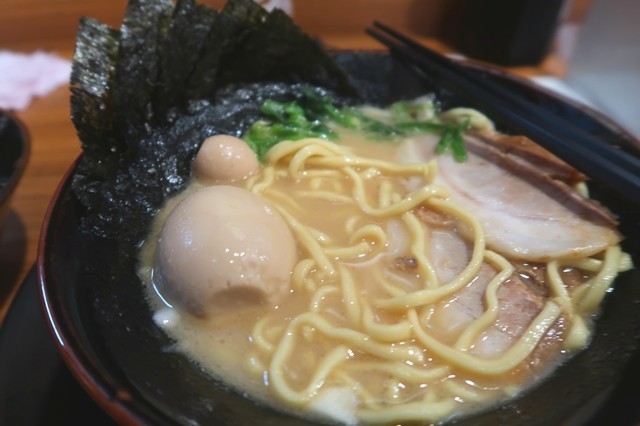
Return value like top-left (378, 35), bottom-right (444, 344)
top-left (139, 100), bottom-right (630, 425)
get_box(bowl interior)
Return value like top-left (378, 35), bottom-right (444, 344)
top-left (39, 52), bottom-right (640, 426)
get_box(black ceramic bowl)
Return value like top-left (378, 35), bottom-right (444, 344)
top-left (38, 52), bottom-right (640, 426)
top-left (0, 111), bottom-right (29, 231)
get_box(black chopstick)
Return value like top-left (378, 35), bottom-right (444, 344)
top-left (369, 22), bottom-right (640, 170)
top-left (371, 22), bottom-right (640, 166)
top-left (367, 22), bottom-right (640, 205)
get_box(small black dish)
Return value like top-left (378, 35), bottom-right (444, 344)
top-left (0, 110), bottom-right (30, 230)
top-left (38, 52), bottom-right (640, 426)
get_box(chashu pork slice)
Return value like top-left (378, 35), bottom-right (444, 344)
top-left (397, 132), bottom-right (621, 262)
top-left (473, 132), bottom-right (587, 185)
top-left (410, 227), bottom-right (560, 365)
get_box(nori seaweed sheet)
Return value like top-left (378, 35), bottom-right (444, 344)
top-left (70, 0), bottom-right (358, 243)
top-left (154, 0), bottom-right (218, 115)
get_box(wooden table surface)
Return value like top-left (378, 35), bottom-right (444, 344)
top-left (0, 59), bottom-right (78, 321)
top-left (0, 0), bottom-right (562, 323)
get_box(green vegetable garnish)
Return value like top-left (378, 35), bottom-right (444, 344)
top-left (393, 121), bottom-right (448, 133)
top-left (244, 89), bottom-right (470, 162)
top-left (434, 119), bottom-right (469, 162)
top-left (450, 123), bottom-right (469, 163)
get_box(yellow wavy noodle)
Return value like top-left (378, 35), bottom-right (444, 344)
top-left (378, 180), bottom-right (394, 208)
top-left (295, 190), bottom-right (354, 204)
top-left (261, 188), bottom-right (304, 214)
top-left (345, 361), bottom-right (450, 384)
top-left (272, 206), bottom-right (335, 277)
top-left (574, 246), bottom-right (622, 313)
top-left (361, 302), bottom-right (412, 342)
top-left (291, 258), bottom-right (317, 292)
top-left (237, 137), bottom-right (631, 424)
top-left (309, 284), bottom-right (339, 311)
top-left (453, 251), bottom-right (514, 351)
top-left (401, 211), bottom-right (439, 288)
top-left (377, 198), bottom-right (486, 310)
top-left (357, 398), bottom-right (458, 424)
top-left (410, 302), bottom-right (562, 375)
top-left (373, 268), bottom-right (410, 298)
top-left (439, 107), bottom-right (495, 131)
top-left (337, 265), bottom-right (361, 327)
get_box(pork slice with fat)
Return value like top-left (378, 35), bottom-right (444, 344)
top-left (397, 133), bottom-right (620, 262)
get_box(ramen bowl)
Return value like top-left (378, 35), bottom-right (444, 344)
top-left (38, 51), bottom-right (640, 426)
top-left (0, 110), bottom-right (29, 231)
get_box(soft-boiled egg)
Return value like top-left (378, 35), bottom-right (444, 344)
top-left (154, 185), bottom-right (297, 316)
top-left (194, 135), bottom-right (259, 183)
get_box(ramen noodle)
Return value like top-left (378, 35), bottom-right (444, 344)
top-left (139, 100), bottom-right (631, 425)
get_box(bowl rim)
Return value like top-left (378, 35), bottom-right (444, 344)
top-left (37, 155), bottom-right (154, 426)
top-left (35, 56), bottom-right (640, 426)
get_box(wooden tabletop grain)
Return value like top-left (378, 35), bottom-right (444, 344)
top-left (0, 65), bottom-right (78, 320)
top-left (0, 0), bottom-right (562, 323)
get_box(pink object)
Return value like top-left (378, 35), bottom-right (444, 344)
top-left (0, 50), bottom-right (72, 111)
top-left (259, 0), bottom-right (293, 14)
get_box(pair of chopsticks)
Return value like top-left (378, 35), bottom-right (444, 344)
top-left (367, 22), bottom-right (640, 206)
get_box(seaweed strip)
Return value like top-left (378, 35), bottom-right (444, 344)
top-left (216, 7), bottom-right (355, 96)
top-left (70, 17), bottom-right (121, 161)
top-left (154, 0), bottom-right (218, 115)
top-left (184, 0), bottom-right (265, 99)
top-left (70, 0), bottom-right (358, 242)
top-left (112, 0), bottom-right (173, 134)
